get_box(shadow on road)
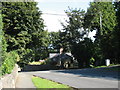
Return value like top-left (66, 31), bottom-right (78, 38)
top-left (52, 66), bottom-right (120, 80)
top-left (21, 64), bottom-right (119, 80)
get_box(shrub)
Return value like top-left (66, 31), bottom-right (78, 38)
top-left (0, 11), bottom-right (3, 67)
top-left (45, 58), bottom-right (51, 65)
top-left (17, 49), bottom-right (33, 67)
top-left (2, 51), bottom-right (19, 75)
top-left (0, 6), bottom-right (19, 75)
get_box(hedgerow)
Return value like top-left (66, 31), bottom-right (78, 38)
top-left (2, 51), bottom-right (19, 75)
top-left (0, 10), bottom-right (19, 75)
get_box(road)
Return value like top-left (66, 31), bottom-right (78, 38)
top-left (24, 66), bottom-right (119, 88)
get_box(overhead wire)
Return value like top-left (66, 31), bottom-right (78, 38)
top-left (42, 13), bottom-right (66, 16)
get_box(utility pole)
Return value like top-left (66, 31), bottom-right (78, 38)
top-left (99, 11), bottom-right (102, 36)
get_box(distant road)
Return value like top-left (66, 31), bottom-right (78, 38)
top-left (24, 66), bottom-right (119, 88)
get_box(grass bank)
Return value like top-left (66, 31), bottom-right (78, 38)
top-left (94, 64), bottom-right (120, 72)
top-left (32, 76), bottom-right (72, 89)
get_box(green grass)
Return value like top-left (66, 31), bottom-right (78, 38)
top-left (94, 64), bottom-right (120, 68)
top-left (32, 76), bottom-right (72, 89)
top-left (94, 65), bottom-right (107, 68)
top-left (94, 64), bottom-right (120, 72)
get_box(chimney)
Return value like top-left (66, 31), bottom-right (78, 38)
top-left (60, 48), bottom-right (64, 54)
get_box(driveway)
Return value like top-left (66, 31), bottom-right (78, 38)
top-left (24, 66), bottom-right (119, 88)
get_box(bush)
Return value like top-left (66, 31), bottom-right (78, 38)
top-left (0, 12), bottom-right (3, 67)
top-left (45, 58), bottom-right (51, 65)
top-left (17, 49), bottom-right (33, 67)
top-left (0, 8), bottom-right (19, 75)
top-left (2, 51), bottom-right (19, 75)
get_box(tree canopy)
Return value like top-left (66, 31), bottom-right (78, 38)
top-left (2, 2), bottom-right (48, 66)
top-left (84, 1), bottom-right (117, 64)
top-left (1, 1), bottom-right (120, 72)
top-left (59, 1), bottom-right (119, 68)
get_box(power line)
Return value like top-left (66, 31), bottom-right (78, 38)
top-left (42, 13), bottom-right (66, 16)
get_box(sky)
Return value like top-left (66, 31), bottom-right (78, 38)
top-left (35, 0), bottom-right (96, 40)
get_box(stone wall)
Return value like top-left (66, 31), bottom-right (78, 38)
top-left (0, 64), bottom-right (19, 89)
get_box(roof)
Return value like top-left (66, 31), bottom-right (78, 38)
top-left (49, 53), bottom-right (72, 58)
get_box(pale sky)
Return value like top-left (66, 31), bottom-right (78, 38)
top-left (35, 0), bottom-right (96, 40)
top-left (36, 0), bottom-right (92, 31)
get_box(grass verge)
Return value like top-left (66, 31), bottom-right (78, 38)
top-left (32, 76), bottom-right (72, 89)
top-left (94, 64), bottom-right (120, 68)
top-left (94, 64), bottom-right (120, 72)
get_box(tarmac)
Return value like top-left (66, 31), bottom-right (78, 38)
top-left (15, 65), bottom-right (119, 89)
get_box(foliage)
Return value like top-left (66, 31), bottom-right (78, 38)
top-left (29, 60), bottom-right (45, 65)
top-left (0, 14), bottom-right (19, 74)
top-left (48, 32), bottom-right (60, 50)
top-left (2, 2), bottom-right (47, 66)
top-left (34, 30), bottom-right (49, 60)
top-left (0, 12), bottom-right (3, 66)
top-left (2, 51), bottom-right (19, 75)
top-left (60, 8), bottom-right (95, 68)
top-left (85, 1), bottom-right (116, 33)
top-left (32, 76), bottom-right (71, 89)
top-left (0, 11), bottom-right (3, 75)
top-left (89, 57), bottom-right (95, 67)
top-left (84, 1), bottom-right (117, 64)
top-left (92, 41), bottom-right (104, 66)
top-left (113, 1), bottom-right (120, 63)
top-left (71, 38), bottom-right (94, 68)
top-left (59, 2), bottom-right (119, 68)
top-left (60, 7), bottom-right (86, 52)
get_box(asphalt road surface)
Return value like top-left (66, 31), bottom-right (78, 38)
top-left (24, 66), bottom-right (119, 88)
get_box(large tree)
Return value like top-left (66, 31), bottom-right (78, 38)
top-left (71, 38), bottom-right (94, 68)
top-left (2, 2), bottom-right (46, 65)
top-left (1, 8), bottom-right (18, 75)
top-left (60, 7), bottom-right (86, 51)
top-left (113, 1), bottom-right (120, 63)
top-left (59, 8), bottom-right (95, 68)
top-left (84, 1), bottom-right (117, 64)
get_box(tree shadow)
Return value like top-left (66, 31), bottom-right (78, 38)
top-left (21, 64), bottom-right (119, 80)
top-left (52, 66), bottom-right (120, 80)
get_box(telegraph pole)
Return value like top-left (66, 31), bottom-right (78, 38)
top-left (99, 11), bottom-right (102, 36)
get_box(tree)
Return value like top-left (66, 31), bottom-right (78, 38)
top-left (0, 9), bottom-right (3, 68)
top-left (2, 2), bottom-right (46, 65)
top-left (59, 7), bottom-right (95, 68)
top-left (85, 1), bottom-right (116, 35)
top-left (60, 7), bottom-right (86, 51)
top-left (48, 31), bottom-right (60, 52)
top-left (34, 30), bottom-right (49, 60)
top-left (71, 38), bottom-right (94, 68)
top-left (113, 1), bottom-right (120, 63)
top-left (0, 9), bottom-right (8, 73)
top-left (0, 8), bottom-right (19, 75)
top-left (84, 1), bottom-right (117, 64)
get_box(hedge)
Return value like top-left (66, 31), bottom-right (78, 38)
top-left (0, 11), bottom-right (19, 75)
